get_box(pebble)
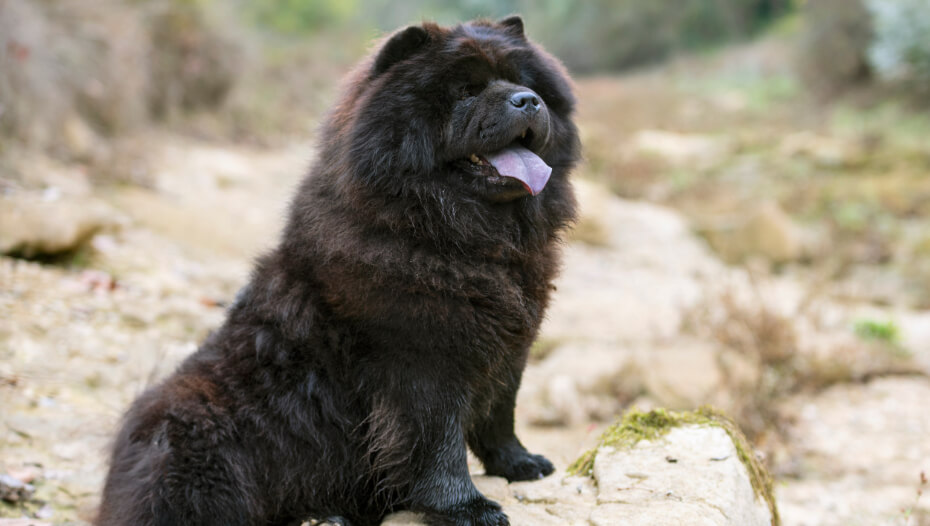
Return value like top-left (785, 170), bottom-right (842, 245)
top-left (0, 474), bottom-right (35, 502)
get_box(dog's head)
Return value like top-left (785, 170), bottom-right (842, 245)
top-left (329, 17), bottom-right (580, 204)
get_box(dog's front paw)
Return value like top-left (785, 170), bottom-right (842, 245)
top-left (486, 449), bottom-right (554, 482)
top-left (430, 497), bottom-right (509, 526)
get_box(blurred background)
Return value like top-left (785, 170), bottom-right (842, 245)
top-left (2, 1), bottom-right (929, 525)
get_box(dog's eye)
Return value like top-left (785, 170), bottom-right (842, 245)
top-left (459, 83), bottom-right (483, 99)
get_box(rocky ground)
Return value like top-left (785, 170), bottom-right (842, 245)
top-left (2, 132), bottom-right (928, 525)
top-left (381, 408), bottom-right (776, 526)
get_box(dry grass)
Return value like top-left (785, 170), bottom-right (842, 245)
top-left (902, 471), bottom-right (928, 526)
top-left (698, 284), bottom-right (801, 438)
top-left (686, 267), bottom-right (922, 441)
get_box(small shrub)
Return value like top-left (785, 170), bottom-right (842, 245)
top-left (796, 0), bottom-right (873, 95)
top-left (867, 0), bottom-right (930, 94)
top-left (146, 0), bottom-right (242, 119)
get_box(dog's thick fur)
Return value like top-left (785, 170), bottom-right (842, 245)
top-left (97, 17), bottom-right (579, 526)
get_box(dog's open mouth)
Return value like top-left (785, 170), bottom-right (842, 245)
top-left (461, 129), bottom-right (552, 196)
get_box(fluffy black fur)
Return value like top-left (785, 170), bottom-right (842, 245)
top-left (97, 16), bottom-right (579, 526)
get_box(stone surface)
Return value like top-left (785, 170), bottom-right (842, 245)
top-left (593, 425), bottom-right (773, 526)
top-left (61, 115), bottom-right (101, 162)
top-left (519, 339), bottom-right (732, 426)
top-left (699, 201), bottom-right (804, 264)
top-left (0, 194), bottom-right (121, 257)
top-left (519, 343), bottom-right (644, 426)
top-left (777, 377), bottom-right (930, 526)
top-left (542, 190), bottom-right (722, 346)
top-left (897, 310), bottom-right (930, 374)
top-left (472, 475), bottom-right (512, 503)
top-left (630, 130), bottom-right (732, 169)
top-left (0, 474), bottom-right (35, 502)
top-left (509, 474), bottom-right (597, 505)
top-left (380, 511), bottom-right (426, 525)
top-left (590, 502), bottom-right (723, 526)
top-left (641, 340), bottom-right (725, 409)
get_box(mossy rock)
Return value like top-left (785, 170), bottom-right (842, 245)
top-left (568, 406), bottom-right (779, 526)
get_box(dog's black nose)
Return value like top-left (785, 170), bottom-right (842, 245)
top-left (509, 92), bottom-right (541, 114)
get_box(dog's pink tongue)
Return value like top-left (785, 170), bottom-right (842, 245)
top-left (486, 146), bottom-right (552, 196)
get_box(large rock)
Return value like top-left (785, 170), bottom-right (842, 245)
top-left (573, 408), bottom-right (777, 526)
top-left (592, 425), bottom-right (773, 526)
top-left (699, 202), bottom-right (804, 264)
top-left (0, 194), bottom-right (121, 257)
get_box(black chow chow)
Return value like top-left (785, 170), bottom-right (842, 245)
top-left (97, 16), bottom-right (579, 526)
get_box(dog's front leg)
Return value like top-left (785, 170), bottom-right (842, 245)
top-left (367, 383), bottom-right (509, 526)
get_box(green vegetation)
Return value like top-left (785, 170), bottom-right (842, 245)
top-left (854, 319), bottom-right (900, 343)
top-left (523, 0), bottom-right (793, 73)
top-left (241, 0), bottom-right (794, 73)
top-left (567, 407), bottom-right (780, 526)
top-left (568, 408), bottom-right (688, 476)
top-left (246, 0), bottom-right (358, 34)
top-left (680, 69), bottom-right (800, 112)
top-left (831, 102), bottom-right (930, 151)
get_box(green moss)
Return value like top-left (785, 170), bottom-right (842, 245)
top-left (568, 407), bottom-right (780, 526)
top-left (567, 408), bottom-right (681, 477)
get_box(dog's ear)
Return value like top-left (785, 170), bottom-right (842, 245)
top-left (498, 15), bottom-right (525, 39)
top-left (373, 25), bottom-right (430, 76)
